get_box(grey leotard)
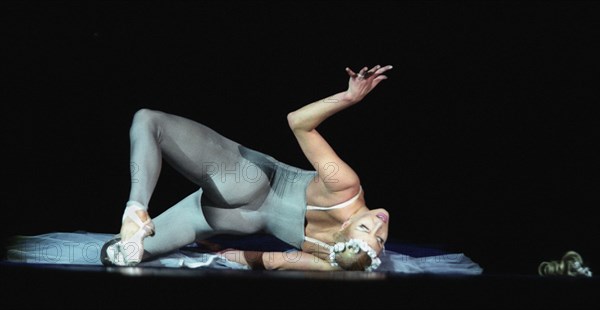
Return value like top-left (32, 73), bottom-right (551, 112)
top-left (126, 109), bottom-right (318, 258)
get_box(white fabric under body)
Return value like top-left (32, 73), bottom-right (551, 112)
top-left (5, 231), bottom-right (484, 274)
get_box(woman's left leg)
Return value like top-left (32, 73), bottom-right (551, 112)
top-left (141, 190), bottom-right (212, 259)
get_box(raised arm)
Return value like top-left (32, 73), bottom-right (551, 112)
top-left (286, 65), bottom-right (393, 196)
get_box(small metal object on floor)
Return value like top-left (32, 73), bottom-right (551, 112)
top-left (538, 251), bottom-right (592, 277)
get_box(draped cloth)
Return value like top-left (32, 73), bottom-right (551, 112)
top-left (4, 231), bottom-right (483, 275)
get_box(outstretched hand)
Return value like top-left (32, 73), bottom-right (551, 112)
top-left (344, 64), bottom-right (393, 102)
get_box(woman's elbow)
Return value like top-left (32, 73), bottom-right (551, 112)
top-left (287, 111), bottom-right (312, 133)
top-left (287, 111), bottom-right (299, 131)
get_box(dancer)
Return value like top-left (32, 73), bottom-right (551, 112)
top-left (102, 64), bottom-right (394, 271)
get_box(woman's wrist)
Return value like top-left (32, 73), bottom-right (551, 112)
top-left (341, 90), bottom-right (362, 104)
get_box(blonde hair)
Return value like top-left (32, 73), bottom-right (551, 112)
top-left (331, 230), bottom-right (372, 271)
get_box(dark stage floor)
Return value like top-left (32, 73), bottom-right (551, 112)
top-left (2, 261), bottom-right (598, 309)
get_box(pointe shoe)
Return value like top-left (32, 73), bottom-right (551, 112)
top-left (101, 201), bottom-right (155, 266)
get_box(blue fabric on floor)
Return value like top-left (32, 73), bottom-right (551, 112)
top-left (4, 231), bottom-right (483, 274)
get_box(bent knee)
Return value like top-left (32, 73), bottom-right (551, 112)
top-left (132, 108), bottom-right (165, 125)
top-left (130, 108), bottom-right (165, 135)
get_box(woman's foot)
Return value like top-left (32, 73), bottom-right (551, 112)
top-left (120, 208), bottom-right (152, 243)
top-left (101, 201), bottom-right (155, 266)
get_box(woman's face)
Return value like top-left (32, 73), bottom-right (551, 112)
top-left (342, 208), bottom-right (390, 255)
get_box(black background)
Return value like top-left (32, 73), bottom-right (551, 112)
top-left (2, 0), bottom-right (599, 275)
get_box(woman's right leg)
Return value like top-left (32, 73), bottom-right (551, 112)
top-left (121, 109), bottom-right (241, 241)
top-left (127, 108), bottom-right (265, 207)
top-left (110, 108), bottom-right (270, 264)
